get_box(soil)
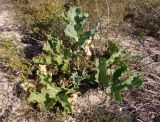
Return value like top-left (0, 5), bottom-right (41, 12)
top-left (0, 0), bottom-right (160, 122)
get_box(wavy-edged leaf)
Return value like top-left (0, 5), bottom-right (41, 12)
top-left (28, 89), bottom-right (57, 110)
top-left (33, 55), bottom-right (53, 65)
top-left (28, 83), bottom-right (62, 110)
top-left (63, 7), bottom-right (89, 42)
top-left (57, 90), bottom-right (71, 114)
top-left (95, 57), bottom-right (108, 86)
top-left (108, 41), bottom-right (119, 55)
top-left (62, 7), bottom-right (78, 24)
top-left (33, 56), bottom-right (45, 64)
top-left (61, 60), bottom-right (70, 73)
top-left (43, 37), bottom-right (62, 55)
top-left (122, 74), bottom-right (143, 90)
top-left (64, 23), bottom-right (78, 41)
top-left (55, 54), bottom-right (63, 65)
top-left (70, 70), bottom-right (90, 90)
top-left (78, 29), bottom-right (97, 48)
top-left (64, 48), bottom-right (72, 59)
top-left (37, 70), bottom-right (52, 85)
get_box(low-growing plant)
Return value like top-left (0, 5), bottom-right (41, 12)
top-left (28, 7), bottom-right (143, 114)
top-left (13, 0), bottom-right (66, 41)
top-left (0, 39), bottom-right (32, 85)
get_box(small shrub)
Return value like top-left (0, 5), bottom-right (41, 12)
top-left (28, 7), bottom-right (143, 114)
top-left (0, 39), bottom-right (32, 85)
top-left (13, 0), bottom-right (66, 41)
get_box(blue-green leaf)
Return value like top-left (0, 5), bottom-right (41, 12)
top-left (95, 57), bottom-right (108, 86)
top-left (64, 23), bottom-right (78, 41)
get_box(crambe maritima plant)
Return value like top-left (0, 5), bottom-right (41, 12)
top-left (28, 7), bottom-right (143, 114)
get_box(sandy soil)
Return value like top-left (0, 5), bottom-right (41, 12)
top-left (0, 0), bottom-right (160, 122)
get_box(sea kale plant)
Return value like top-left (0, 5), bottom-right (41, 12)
top-left (28, 7), bottom-right (143, 114)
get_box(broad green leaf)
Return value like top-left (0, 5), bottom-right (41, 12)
top-left (131, 74), bottom-right (143, 87)
top-left (37, 71), bottom-right (52, 85)
top-left (62, 7), bottom-right (78, 24)
top-left (63, 7), bottom-right (88, 26)
top-left (64, 23), bottom-right (78, 41)
top-left (78, 29), bottom-right (97, 48)
top-left (45, 55), bottom-right (52, 64)
top-left (70, 72), bottom-right (80, 89)
top-left (28, 89), bottom-right (56, 110)
top-left (75, 12), bottom-right (88, 27)
top-left (95, 57), bottom-right (108, 86)
top-left (64, 48), bottom-right (72, 59)
top-left (109, 70), bottom-right (142, 101)
top-left (106, 51), bottom-right (121, 65)
top-left (57, 91), bottom-right (71, 114)
top-left (43, 40), bottom-right (54, 54)
top-left (33, 55), bottom-right (52, 65)
top-left (44, 94), bottom-right (56, 110)
top-left (112, 90), bottom-right (122, 101)
top-left (122, 74), bottom-right (143, 90)
top-left (108, 41), bottom-right (119, 55)
top-left (61, 60), bottom-right (70, 73)
top-left (28, 91), bottom-right (45, 104)
top-left (112, 66), bottom-right (127, 83)
top-left (43, 37), bottom-right (62, 55)
top-left (109, 66), bottom-right (127, 101)
top-left (70, 70), bottom-right (90, 90)
top-left (55, 54), bottom-right (63, 65)
top-left (33, 56), bottom-right (45, 64)
top-left (63, 7), bottom-right (89, 42)
top-left (53, 38), bottom-right (61, 54)
top-left (28, 83), bottom-right (62, 110)
top-left (45, 84), bottom-right (61, 98)
top-left (28, 92), bottom-right (46, 110)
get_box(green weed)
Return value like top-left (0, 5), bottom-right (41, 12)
top-left (0, 39), bottom-right (32, 86)
top-left (28, 7), bottom-right (143, 114)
